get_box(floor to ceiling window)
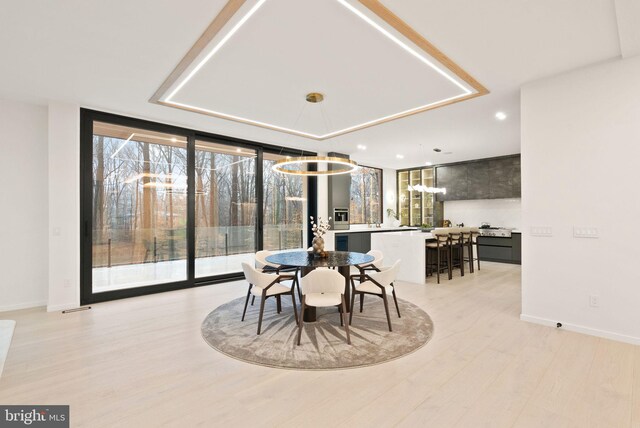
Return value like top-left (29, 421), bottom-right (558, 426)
top-left (81, 110), bottom-right (315, 304)
top-left (194, 140), bottom-right (257, 277)
top-left (350, 165), bottom-right (382, 224)
top-left (90, 121), bottom-right (188, 293)
top-left (263, 153), bottom-right (307, 251)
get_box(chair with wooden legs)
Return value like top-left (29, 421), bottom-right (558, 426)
top-left (448, 227), bottom-right (465, 277)
top-left (426, 228), bottom-right (452, 283)
top-left (470, 227), bottom-right (481, 271)
top-left (349, 260), bottom-right (401, 332)
top-left (253, 250), bottom-right (301, 305)
top-left (460, 227), bottom-right (474, 273)
top-left (351, 249), bottom-right (384, 312)
top-left (296, 269), bottom-right (351, 345)
top-left (241, 262), bottom-right (299, 335)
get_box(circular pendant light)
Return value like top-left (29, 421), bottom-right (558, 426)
top-left (272, 92), bottom-right (358, 176)
top-left (273, 156), bottom-right (359, 176)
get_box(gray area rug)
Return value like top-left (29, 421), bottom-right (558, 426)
top-left (201, 296), bottom-right (434, 370)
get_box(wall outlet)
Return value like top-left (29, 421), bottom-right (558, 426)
top-left (589, 295), bottom-right (600, 308)
top-left (574, 227), bottom-right (599, 238)
top-left (530, 226), bottom-right (553, 237)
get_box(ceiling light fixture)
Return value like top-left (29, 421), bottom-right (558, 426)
top-left (425, 161), bottom-right (432, 166)
top-left (357, 144), bottom-right (367, 150)
top-left (273, 156), bottom-right (359, 176)
top-left (305, 92), bottom-right (324, 103)
top-left (408, 185), bottom-right (446, 194)
top-left (152, 0), bottom-right (488, 140)
top-left (272, 90), bottom-right (359, 175)
top-left (495, 111), bottom-right (507, 121)
top-left (396, 154), bottom-right (404, 159)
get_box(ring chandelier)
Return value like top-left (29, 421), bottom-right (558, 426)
top-left (272, 156), bottom-right (359, 176)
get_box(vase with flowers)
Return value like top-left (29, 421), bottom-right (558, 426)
top-left (310, 216), bottom-right (331, 258)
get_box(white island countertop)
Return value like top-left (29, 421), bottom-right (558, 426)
top-left (370, 230), bottom-right (435, 284)
top-left (328, 226), bottom-right (418, 234)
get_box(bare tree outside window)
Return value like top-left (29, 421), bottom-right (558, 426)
top-left (350, 166), bottom-right (382, 224)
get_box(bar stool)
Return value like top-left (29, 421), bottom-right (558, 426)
top-left (460, 227), bottom-right (474, 274)
top-left (426, 228), bottom-right (452, 283)
top-left (470, 227), bottom-right (481, 271)
top-left (448, 227), bottom-right (464, 277)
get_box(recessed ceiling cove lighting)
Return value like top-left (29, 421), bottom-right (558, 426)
top-left (150, 0), bottom-right (489, 140)
top-left (495, 111), bottom-right (507, 121)
top-left (396, 154), bottom-right (404, 159)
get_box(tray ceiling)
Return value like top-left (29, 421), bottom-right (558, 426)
top-left (151, 0), bottom-right (488, 140)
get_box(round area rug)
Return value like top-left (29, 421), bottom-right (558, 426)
top-left (201, 296), bottom-right (434, 370)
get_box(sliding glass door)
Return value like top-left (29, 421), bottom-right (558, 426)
top-left (81, 110), bottom-right (315, 304)
top-left (90, 121), bottom-right (188, 293)
top-left (194, 140), bottom-right (257, 277)
top-left (263, 153), bottom-right (306, 251)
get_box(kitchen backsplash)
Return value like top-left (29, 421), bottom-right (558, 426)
top-left (444, 198), bottom-right (521, 229)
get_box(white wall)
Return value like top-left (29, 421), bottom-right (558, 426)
top-left (0, 99), bottom-right (49, 311)
top-left (521, 55), bottom-right (640, 344)
top-left (382, 168), bottom-right (397, 224)
top-left (444, 198), bottom-right (521, 229)
top-left (47, 102), bottom-right (81, 311)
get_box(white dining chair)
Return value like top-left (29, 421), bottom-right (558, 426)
top-left (241, 262), bottom-right (299, 335)
top-left (255, 250), bottom-right (281, 273)
top-left (297, 269), bottom-right (351, 345)
top-left (349, 260), bottom-right (401, 332)
top-left (252, 250), bottom-right (301, 306)
top-left (351, 249), bottom-right (384, 312)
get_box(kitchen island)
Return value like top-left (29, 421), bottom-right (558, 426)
top-left (324, 226), bottom-right (417, 252)
top-left (370, 230), bottom-right (434, 284)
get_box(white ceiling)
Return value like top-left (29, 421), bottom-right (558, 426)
top-left (161, 0), bottom-right (478, 139)
top-left (0, 0), bottom-right (628, 169)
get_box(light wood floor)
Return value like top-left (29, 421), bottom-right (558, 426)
top-left (1, 262), bottom-right (638, 427)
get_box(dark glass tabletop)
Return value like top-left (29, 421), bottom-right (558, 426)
top-left (266, 251), bottom-right (374, 268)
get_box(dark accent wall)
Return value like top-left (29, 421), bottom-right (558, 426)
top-left (435, 154), bottom-right (521, 201)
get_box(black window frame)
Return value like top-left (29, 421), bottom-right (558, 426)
top-left (80, 108), bottom-right (317, 305)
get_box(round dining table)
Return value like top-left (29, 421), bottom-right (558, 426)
top-left (265, 250), bottom-right (374, 322)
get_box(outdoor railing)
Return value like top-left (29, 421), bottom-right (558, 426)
top-left (92, 224), bottom-right (304, 268)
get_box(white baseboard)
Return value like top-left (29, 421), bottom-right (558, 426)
top-left (0, 301), bottom-right (47, 313)
top-left (521, 314), bottom-right (640, 346)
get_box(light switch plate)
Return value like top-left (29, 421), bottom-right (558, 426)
top-left (574, 227), bottom-right (599, 238)
top-left (530, 226), bottom-right (553, 237)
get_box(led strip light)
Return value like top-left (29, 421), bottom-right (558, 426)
top-left (152, 0), bottom-right (487, 140)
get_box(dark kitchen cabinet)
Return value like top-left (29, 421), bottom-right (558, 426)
top-left (334, 232), bottom-right (372, 253)
top-left (467, 162), bottom-right (490, 199)
top-left (436, 164), bottom-right (468, 201)
top-left (436, 155), bottom-right (520, 201)
top-left (477, 233), bottom-right (521, 264)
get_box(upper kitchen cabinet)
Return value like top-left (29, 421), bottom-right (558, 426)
top-left (435, 164), bottom-right (468, 201)
top-left (436, 155), bottom-right (520, 201)
top-left (397, 167), bottom-right (438, 226)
